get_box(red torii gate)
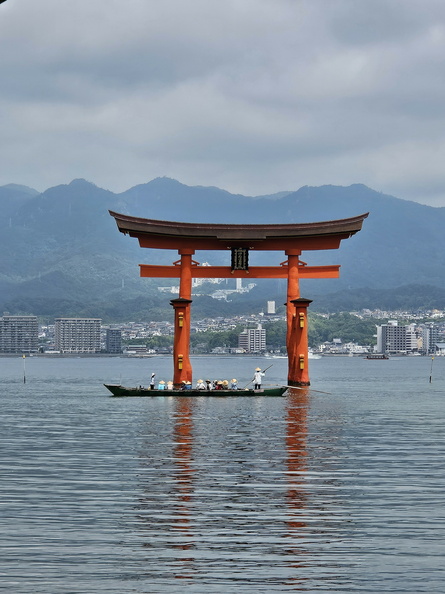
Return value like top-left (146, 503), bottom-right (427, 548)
top-left (110, 211), bottom-right (368, 386)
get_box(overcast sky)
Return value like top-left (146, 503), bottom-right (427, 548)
top-left (2, 0), bottom-right (445, 205)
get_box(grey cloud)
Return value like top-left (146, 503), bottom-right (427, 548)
top-left (328, 0), bottom-right (436, 46)
top-left (1, 0), bottom-right (445, 205)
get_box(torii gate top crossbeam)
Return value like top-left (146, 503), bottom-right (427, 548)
top-left (109, 211), bottom-right (368, 251)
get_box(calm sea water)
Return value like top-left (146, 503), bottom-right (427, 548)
top-left (1, 354), bottom-right (445, 593)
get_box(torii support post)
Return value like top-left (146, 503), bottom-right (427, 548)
top-left (170, 249), bottom-right (195, 386)
top-left (170, 298), bottom-right (193, 386)
top-left (285, 250), bottom-right (301, 358)
top-left (288, 298), bottom-right (313, 386)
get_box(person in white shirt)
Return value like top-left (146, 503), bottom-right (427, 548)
top-left (253, 367), bottom-right (265, 390)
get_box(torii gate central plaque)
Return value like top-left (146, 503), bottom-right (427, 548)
top-left (110, 211), bottom-right (368, 386)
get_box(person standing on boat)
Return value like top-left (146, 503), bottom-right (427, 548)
top-left (150, 373), bottom-right (156, 390)
top-left (253, 367), bottom-right (265, 390)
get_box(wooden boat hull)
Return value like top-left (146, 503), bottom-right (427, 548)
top-left (104, 384), bottom-right (288, 397)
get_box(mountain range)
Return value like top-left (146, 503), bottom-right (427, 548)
top-left (1, 177), bottom-right (445, 320)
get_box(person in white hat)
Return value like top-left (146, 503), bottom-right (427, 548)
top-left (253, 367), bottom-right (265, 390)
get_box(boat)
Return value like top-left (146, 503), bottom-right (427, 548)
top-left (365, 354), bottom-right (389, 360)
top-left (104, 384), bottom-right (288, 397)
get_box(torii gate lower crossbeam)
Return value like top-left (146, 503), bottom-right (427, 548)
top-left (109, 210), bottom-right (368, 387)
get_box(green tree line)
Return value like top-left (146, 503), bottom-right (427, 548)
top-left (123, 313), bottom-right (377, 352)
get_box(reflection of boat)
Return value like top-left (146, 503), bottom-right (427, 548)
top-left (104, 384), bottom-right (288, 397)
top-left (365, 354), bottom-right (389, 360)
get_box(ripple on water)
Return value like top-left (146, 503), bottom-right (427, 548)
top-left (1, 356), bottom-right (445, 592)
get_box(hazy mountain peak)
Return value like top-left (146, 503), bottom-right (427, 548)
top-left (0, 183), bottom-right (39, 196)
top-left (68, 178), bottom-right (98, 188)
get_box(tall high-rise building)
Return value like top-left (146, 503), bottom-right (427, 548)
top-left (106, 328), bottom-right (122, 354)
top-left (55, 318), bottom-right (101, 353)
top-left (238, 324), bottom-right (266, 353)
top-left (376, 321), bottom-right (418, 354)
top-left (267, 300), bottom-right (276, 315)
top-left (0, 315), bottom-right (39, 353)
top-left (422, 323), bottom-right (440, 355)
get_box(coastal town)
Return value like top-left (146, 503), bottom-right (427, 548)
top-left (1, 303), bottom-right (445, 357)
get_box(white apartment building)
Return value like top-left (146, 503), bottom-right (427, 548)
top-left (0, 315), bottom-right (39, 353)
top-left (267, 301), bottom-right (276, 315)
top-left (55, 318), bottom-right (101, 353)
top-left (376, 321), bottom-right (418, 354)
top-left (238, 324), bottom-right (266, 353)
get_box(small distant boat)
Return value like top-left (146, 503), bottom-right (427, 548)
top-left (104, 384), bottom-right (288, 397)
top-left (308, 349), bottom-right (322, 359)
top-left (365, 354), bottom-right (389, 360)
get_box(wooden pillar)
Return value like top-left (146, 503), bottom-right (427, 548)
top-left (170, 298), bottom-right (193, 386)
top-left (288, 298), bottom-right (312, 386)
top-left (170, 248), bottom-right (195, 387)
top-left (285, 250), bottom-right (301, 385)
top-left (178, 249), bottom-right (194, 300)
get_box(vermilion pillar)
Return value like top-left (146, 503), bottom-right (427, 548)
top-left (288, 298), bottom-right (312, 386)
top-left (285, 250), bottom-right (301, 347)
top-left (285, 250), bottom-right (302, 384)
top-left (170, 298), bottom-right (193, 386)
top-left (170, 249), bottom-right (195, 386)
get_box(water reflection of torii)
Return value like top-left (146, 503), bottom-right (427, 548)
top-left (168, 390), bottom-right (311, 576)
top-left (110, 211), bottom-right (367, 387)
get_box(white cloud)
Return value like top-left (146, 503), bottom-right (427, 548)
top-left (1, 0), bottom-right (445, 205)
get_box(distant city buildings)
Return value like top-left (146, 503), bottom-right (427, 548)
top-left (376, 320), bottom-right (443, 355)
top-left (0, 304), bottom-right (444, 356)
top-left (0, 315), bottom-right (38, 353)
top-left (422, 323), bottom-right (440, 355)
top-left (238, 324), bottom-right (266, 353)
top-left (55, 318), bottom-right (101, 353)
top-left (376, 321), bottom-right (417, 355)
top-left (158, 268), bottom-right (257, 301)
top-left (105, 328), bottom-right (122, 354)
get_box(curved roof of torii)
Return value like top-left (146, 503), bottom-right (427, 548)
top-left (109, 210), bottom-right (369, 251)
